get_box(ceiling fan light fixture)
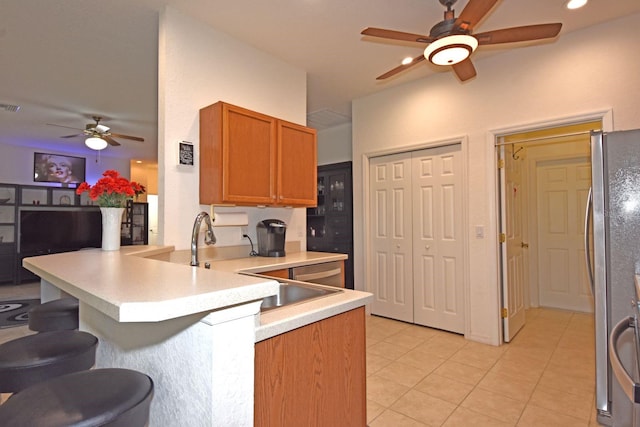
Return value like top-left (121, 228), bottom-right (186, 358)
top-left (85, 136), bottom-right (108, 150)
top-left (424, 34), bottom-right (478, 66)
top-left (566, 0), bottom-right (587, 10)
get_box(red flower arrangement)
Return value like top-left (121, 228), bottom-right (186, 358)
top-left (76, 170), bottom-right (146, 207)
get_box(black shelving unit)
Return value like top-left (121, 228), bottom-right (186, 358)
top-left (121, 200), bottom-right (149, 246)
top-left (0, 182), bottom-right (149, 285)
top-left (0, 184), bottom-right (18, 284)
top-left (306, 161), bottom-right (353, 289)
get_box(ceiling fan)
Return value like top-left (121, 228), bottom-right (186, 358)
top-left (47, 116), bottom-right (144, 150)
top-left (361, 0), bottom-right (562, 81)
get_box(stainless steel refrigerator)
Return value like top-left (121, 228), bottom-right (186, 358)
top-left (588, 129), bottom-right (640, 426)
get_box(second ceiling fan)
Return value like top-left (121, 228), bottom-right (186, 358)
top-left (361, 0), bottom-right (562, 81)
top-left (48, 116), bottom-right (144, 149)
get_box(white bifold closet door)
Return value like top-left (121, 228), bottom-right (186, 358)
top-left (369, 144), bottom-right (464, 333)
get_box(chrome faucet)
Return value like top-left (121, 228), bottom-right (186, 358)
top-left (191, 211), bottom-right (216, 267)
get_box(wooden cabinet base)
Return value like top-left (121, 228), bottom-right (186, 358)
top-left (259, 268), bottom-right (290, 279)
top-left (254, 307), bottom-right (367, 426)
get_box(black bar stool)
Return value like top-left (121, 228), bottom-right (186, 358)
top-left (0, 330), bottom-right (97, 393)
top-left (0, 368), bottom-right (154, 426)
top-left (28, 297), bottom-right (79, 332)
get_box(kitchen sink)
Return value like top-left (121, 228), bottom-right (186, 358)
top-left (260, 282), bottom-right (341, 312)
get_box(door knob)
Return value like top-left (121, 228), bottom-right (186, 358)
top-left (425, 245), bottom-right (430, 250)
top-left (521, 242), bottom-right (529, 248)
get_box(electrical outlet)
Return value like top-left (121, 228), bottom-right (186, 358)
top-left (241, 226), bottom-right (248, 237)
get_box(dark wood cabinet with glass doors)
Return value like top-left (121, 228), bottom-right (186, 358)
top-left (306, 162), bottom-right (353, 289)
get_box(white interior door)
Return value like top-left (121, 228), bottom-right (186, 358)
top-left (500, 145), bottom-right (526, 342)
top-left (412, 145), bottom-right (464, 333)
top-left (537, 157), bottom-right (594, 312)
top-left (369, 153), bottom-right (413, 322)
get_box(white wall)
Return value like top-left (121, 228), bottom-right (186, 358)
top-left (158, 7), bottom-right (308, 250)
top-left (0, 142), bottom-right (130, 185)
top-left (352, 13), bottom-right (640, 345)
top-left (317, 123), bottom-right (352, 165)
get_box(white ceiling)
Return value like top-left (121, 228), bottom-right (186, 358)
top-left (1, 0), bottom-right (639, 161)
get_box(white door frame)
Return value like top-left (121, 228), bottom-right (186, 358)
top-left (489, 109), bottom-right (613, 343)
top-left (362, 136), bottom-right (470, 335)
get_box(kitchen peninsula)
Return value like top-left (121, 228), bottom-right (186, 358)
top-left (23, 246), bottom-right (372, 427)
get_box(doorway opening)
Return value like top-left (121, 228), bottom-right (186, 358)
top-left (497, 120), bottom-right (602, 342)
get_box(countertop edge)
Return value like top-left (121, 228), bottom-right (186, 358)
top-left (255, 291), bottom-right (373, 342)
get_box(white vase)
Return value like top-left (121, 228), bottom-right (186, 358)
top-left (100, 207), bottom-right (124, 251)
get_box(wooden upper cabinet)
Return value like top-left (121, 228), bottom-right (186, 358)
top-left (200, 101), bottom-right (317, 207)
top-left (277, 120), bottom-right (317, 206)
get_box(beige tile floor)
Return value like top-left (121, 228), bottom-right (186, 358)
top-left (0, 283), bottom-right (602, 426)
top-left (366, 308), bottom-right (603, 427)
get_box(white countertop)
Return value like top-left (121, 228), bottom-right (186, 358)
top-left (23, 246), bottom-right (372, 338)
top-left (23, 246), bottom-right (280, 322)
top-left (208, 251), bottom-right (347, 273)
top-left (190, 250), bottom-right (372, 341)
top-left (255, 282), bottom-right (372, 341)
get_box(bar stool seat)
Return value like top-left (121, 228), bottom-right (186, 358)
top-left (0, 330), bottom-right (97, 393)
top-left (0, 368), bottom-right (154, 427)
top-left (28, 297), bottom-right (79, 332)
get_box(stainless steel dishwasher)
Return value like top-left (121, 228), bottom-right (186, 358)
top-left (290, 261), bottom-right (344, 288)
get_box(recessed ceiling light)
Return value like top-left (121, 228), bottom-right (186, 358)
top-left (401, 57), bottom-right (413, 65)
top-left (566, 0), bottom-right (587, 10)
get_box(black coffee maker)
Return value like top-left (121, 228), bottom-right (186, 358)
top-left (256, 219), bottom-right (287, 257)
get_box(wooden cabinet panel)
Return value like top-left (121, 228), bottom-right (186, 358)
top-left (200, 101), bottom-right (317, 207)
top-left (259, 268), bottom-right (289, 279)
top-left (277, 120), bottom-right (317, 206)
top-left (223, 106), bottom-right (276, 204)
top-left (200, 102), bottom-right (276, 205)
top-left (254, 307), bottom-right (366, 427)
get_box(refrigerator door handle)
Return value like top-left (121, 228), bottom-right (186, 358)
top-left (609, 315), bottom-right (640, 404)
top-left (585, 187), bottom-right (595, 296)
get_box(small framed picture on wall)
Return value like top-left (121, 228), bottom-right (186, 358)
top-left (179, 142), bottom-right (194, 166)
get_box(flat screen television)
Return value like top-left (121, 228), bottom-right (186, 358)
top-left (33, 152), bottom-right (86, 184)
top-left (20, 210), bottom-right (102, 254)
